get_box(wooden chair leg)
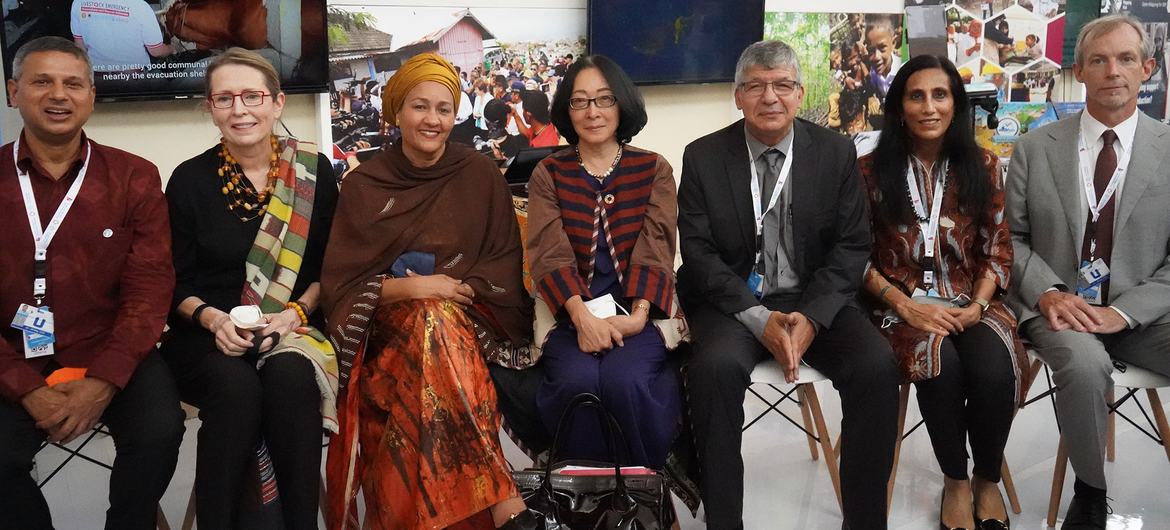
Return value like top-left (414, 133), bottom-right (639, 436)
top-left (803, 382), bottom-right (844, 512)
top-left (798, 386), bottom-right (820, 461)
top-left (1107, 387), bottom-right (1116, 462)
top-left (1147, 389), bottom-right (1170, 463)
top-left (156, 505), bottom-right (171, 530)
top-left (1000, 458), bottom-right (1021, 515)
top-left (886, 383), bottom-right (911, 514)
top-left (182, 486), bottom-right (196, 530)
top-left (1048, 436), bottom-right (1069, 529)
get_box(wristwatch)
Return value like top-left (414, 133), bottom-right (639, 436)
top-left (973, 298), bottom-right (990, 313)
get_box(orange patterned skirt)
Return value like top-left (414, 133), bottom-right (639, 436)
top-left (327, 299), bottom-right (516, 530)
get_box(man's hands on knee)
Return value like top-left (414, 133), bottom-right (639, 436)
top-left (1038, 291), bottom-right (1120, 334)
top-left (20, 385), bottom-right (68, 433)
top-left (763, 311), bottom-right (817, 383)
top-left (32, 378), bottom-right (116, 443)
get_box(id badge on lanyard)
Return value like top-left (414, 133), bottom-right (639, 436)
top-left (906, 158), bottom-right (947, 297)
top-left (10, 136), bottom-right (92, 357)
top-left (747, 140), bottom-right (794, 299)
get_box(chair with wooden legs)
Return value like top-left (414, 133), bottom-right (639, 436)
top-left (886, 353), bottom-right (1050, 515)
top-left (1042, 359), bottom-right (1170, 528)
top-left (745, 359), bottom-right (844, 512)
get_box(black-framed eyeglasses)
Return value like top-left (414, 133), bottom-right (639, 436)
top-left (208, 90), bottom-right (273, 109)
top-left (568, 95), bottom-right (617, 110)
top-left (738, 80), bottom-right (801, 97)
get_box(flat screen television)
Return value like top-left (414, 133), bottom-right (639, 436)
top-left (1, 0), bottom-right (328, 102)
top-left (587, 0), bottom-right (764, 85)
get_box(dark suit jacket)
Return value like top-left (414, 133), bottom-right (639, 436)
top-left (677, 118), bottom-right (872, 329)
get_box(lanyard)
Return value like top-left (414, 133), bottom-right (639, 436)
top-left (906, 157), bottom-right (947, 288)
top-left (748, 141), bottom-right (794, 268)
top-left (1078, 133), bottom-right (1127, 223)
top-left (14, 136), bottom-right (92, 305)
top-left (748, 139), bottom-right (794, 228)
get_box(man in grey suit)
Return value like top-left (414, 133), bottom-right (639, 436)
top-left (1006, 14), bottom-right (1170, 530)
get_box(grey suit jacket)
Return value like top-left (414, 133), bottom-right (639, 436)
top-left (1006, 111), bottom-right (1170, 327)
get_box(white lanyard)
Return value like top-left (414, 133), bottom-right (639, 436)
top-left (1078, 133), bottom-right (1127, 223)
top-left (748, 140), bottom-right (794, 237)
top-left (906, 157), bottom-right (947, 288)
top-left (14, 136), bottom-right (92, 304)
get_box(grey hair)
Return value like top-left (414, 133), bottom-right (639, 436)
top-left (12, 36), bottom-right (94, 84)
top-left (734, 40), bottom-right (802, 86)
top-left (1075, 14), bottom-right (1153, 67)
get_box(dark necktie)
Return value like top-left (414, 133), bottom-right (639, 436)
top-left (1079, 129), bottom-right (1117, 301)
top-left (756, 149), bottom-right (783, 273)
top-left (760, 148), bottom-right (782, 204)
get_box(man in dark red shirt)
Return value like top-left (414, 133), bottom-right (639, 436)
top-left (0, 37), bottom-right (183, 530)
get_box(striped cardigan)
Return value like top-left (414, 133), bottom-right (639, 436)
top-left (526, 145), bottom-right (677, 317)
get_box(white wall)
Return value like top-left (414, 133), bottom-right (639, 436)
top-left (0, 91), bottom-right (323, 183)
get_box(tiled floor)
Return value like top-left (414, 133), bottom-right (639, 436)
top-left (35, 378), bottom-right (1170, 529)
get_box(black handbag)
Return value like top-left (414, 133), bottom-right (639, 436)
top-left (512, 393), bottom-right (673, 529)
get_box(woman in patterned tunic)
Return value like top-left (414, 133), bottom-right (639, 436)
top-left (320, 53), bottom-right (538, 530)
top-left (858, 55), bottom-right (1027, 530)
top-left (526, 55), bottom-right (683, 469)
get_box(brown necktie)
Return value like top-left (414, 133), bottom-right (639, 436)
top-left (1079, 129), bottom-right (1117, 301)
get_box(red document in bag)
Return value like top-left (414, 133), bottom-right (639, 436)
top-left (555, 465), bottom-right (657, 476)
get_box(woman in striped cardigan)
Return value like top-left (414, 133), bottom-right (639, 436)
top-left (526, 55), bottom-right (682, 468)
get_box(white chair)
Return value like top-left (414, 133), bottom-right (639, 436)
top-left (1040, 359), bottom-right (1170, 528)
top-left (745, 359), bottom-right (843, 511)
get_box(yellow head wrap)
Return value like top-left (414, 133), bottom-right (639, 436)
top-left (383, 53), bottom-right (462, 127)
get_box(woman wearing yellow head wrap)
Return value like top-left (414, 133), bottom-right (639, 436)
top-left (322, 52), bottom-right (539, 530)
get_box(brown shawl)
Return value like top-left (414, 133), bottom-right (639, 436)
top-left (320, 141), bottom-right (532, 393)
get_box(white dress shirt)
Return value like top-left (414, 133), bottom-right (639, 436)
top-left (1067, 109), bottom-right (1142, 326)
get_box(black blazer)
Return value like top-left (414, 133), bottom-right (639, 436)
top-left (676, 118), bottom-right (872, 329)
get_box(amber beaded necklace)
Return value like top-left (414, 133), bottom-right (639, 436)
top-left (219, 136), bottom-right (280, 222)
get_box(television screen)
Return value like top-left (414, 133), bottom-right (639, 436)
top-left (1, 0), bottom-right (328, 101)
top-left (587, 0), bottom-right (764, 85)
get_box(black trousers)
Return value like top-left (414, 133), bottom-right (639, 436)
top-left (914, 322), bottom-right (1017, 482)
top-left (685, 302), bottom-right (899, 530)
top-left (162, 345), bottom-right (323, 530)
top-left (0, 352), bottom-right (185, 530)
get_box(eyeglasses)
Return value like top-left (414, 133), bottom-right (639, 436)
top-left (738, 80), bottom-right (801, 97)
top-left (568, 95), bottom-right (617, 110)
top-left (208, 90), bottom-right (273, 109)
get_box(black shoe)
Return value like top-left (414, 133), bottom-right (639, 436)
top-left (498, 509), bottom-right (541, 530)
top-left (1061, 494), bottom-right (1109, 530)
top-left (976, 515), bottom-right (1010, 530)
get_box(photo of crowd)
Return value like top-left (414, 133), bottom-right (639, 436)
top-left (327, 5), bottom-right (584, 176)
top-left (826, 13), bottom-right (904, 134)
top-left (0, 0), bottom-right (325, 97)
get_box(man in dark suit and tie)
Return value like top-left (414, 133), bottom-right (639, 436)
top-left (1006, 15), bottom-right (1170, 530)
top-left (678, 39), bottom-right (899, 530)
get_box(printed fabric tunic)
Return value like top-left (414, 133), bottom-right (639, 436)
top-left (859, 151), bottom-right (1029, 403)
